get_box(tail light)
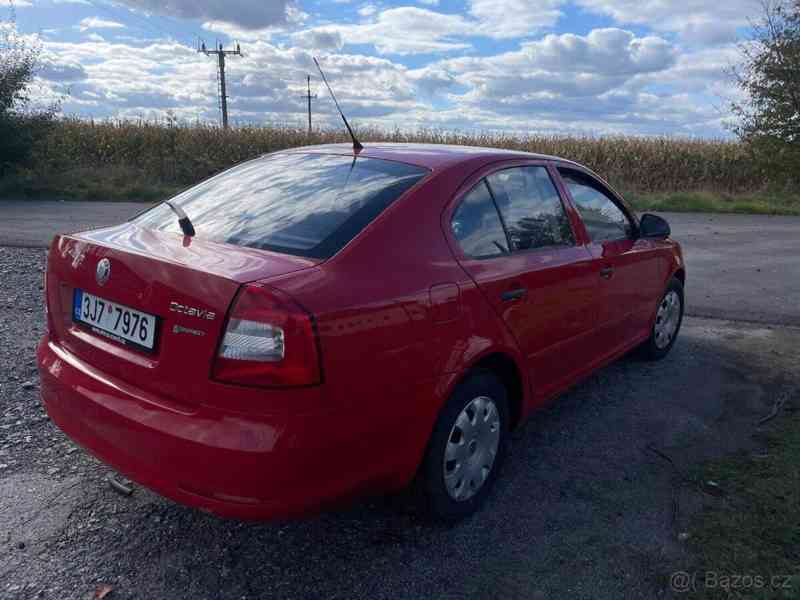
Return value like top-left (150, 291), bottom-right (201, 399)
top-left (212, 283), bottom-right (321, 388)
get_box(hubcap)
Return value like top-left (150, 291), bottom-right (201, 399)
top-left (654, 290), bottom-right (681, 349)
top-left (443, 396), bottom-right (501, 501)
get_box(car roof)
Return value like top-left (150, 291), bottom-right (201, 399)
top-left (282, 142), bottom-right (582, 171)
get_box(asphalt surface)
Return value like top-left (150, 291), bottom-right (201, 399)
top-left (1, 201), bottom-right (798, 326)
top-left (662, 212), bottom-right (800, 326)
top-left (0, 200), bottom-right (149, 248)
top-left (1, 203), bottom-right (799, 599)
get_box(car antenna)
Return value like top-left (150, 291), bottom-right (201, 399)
top-left (313, 56), bottom-right (363, 153)
top-left (165, 201), bottom-right (196, 237)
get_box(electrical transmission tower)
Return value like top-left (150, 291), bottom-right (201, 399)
top-left (198, 40), bottom-right (242, 129)
top-left (301, 75), bottom-right (317, 135)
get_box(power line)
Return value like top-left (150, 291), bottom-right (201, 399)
top-left (198, 40), bottom-right (242, 129)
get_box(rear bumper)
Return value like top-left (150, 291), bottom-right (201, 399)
top-left (37, 335), bottom-right (415, 520)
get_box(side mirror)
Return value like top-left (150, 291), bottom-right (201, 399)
top-left (639, 213), bottom-right (670, 239)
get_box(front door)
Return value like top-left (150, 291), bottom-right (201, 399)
top-left (449, 165), bottom-right (598, 402)
top-left (557, 167), bottom-right (664, 352)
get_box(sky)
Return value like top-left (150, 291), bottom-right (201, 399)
top-left (12, 0), bottom-right (760, 137)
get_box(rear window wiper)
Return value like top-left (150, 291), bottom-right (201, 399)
top-left (165, 201), bottom-right (196, 237)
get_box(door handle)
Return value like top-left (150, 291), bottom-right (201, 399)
top-left (600, 266), bottom-right (614, 279)
top-left (501, 288), bottom-right (527, 302)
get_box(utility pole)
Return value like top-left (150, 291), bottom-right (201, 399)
top-left (301, 75), bottom-right (317, 135)
top-left (198, 40), bottom-right (242, 129)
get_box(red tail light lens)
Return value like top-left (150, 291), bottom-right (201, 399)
top-left (212, 284), bottom-right (321, 387)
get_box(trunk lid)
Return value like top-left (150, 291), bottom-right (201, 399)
top-left (45, 222), bottom-right (319, 408)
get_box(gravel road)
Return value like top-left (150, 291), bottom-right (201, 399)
top-left (1, 245), bottom-right (798, 600)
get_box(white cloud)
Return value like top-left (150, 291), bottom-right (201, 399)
top-left (576, 0), bottom-right (760, 44)
top-left (291, 28), bottom-right (344, 51)
top-left (29, 1), bottom-right (747, 137)
top-left (40, 37), bottom-right (418, 126)
top-left (403, 28), bottom-right (696, 134)
top-left (299, 7), bottom-right (472, 55)
top-left (39, 59), bottom-right (88, 82)
top-left (201, 21), bottom-right (276, 42)
top-left (78, 17), bottom-right (126, 31)
top-left (469, 0), bottom-right (566, 38)
top-left (116, 0), bottom-right (295, 30)
top-left (299, 0), bottom-right (569, 57)
top-left (520, 28), bottom-right (675, 75)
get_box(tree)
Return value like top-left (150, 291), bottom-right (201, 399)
top-left (0, 2), bottom-right (56, 176)
top-left (731, 0), bottom-right (800, 172)
top-left (0, 4), bottom-right (37, 114)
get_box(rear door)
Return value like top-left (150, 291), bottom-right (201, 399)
top-left (556, 167), bottom-right (664, 351)
top-left (447, 164), bottom-right (598, 400)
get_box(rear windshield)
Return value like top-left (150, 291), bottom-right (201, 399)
top-left (134, 153), bottom-right (428, 259)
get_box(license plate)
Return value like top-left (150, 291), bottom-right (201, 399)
top-left (73, 289), bottom-right (158, 352)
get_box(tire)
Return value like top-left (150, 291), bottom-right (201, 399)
top-left (640, 276), bottom-right (684, 360)
top-left (418, 370), bottom-right (510, 522)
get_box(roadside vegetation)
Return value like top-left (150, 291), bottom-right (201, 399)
top-left (1, 118), bottom-right (799, 212)
top-left (684, 405), bottom-right (800, 599)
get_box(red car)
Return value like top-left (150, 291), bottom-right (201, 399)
top-left (38, 144), bottom-right (685, 521)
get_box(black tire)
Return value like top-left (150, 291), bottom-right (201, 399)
top-left (418, 370), bottom-right (510, 522)
top-left (640, 276), bottom-right (684, 360)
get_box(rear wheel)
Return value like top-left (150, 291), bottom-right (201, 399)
top-left (640, 277), bottom-right (684, 360)
top-left (418, 370), bottom-right (509, 522)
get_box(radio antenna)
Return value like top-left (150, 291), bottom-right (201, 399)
top-left (313, 57), bottom-right (363, 153)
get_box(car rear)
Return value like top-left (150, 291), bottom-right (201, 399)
top-left (37, 150), bottom-right (429, 519)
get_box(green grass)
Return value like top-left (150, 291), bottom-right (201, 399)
top-left (681, 408), bottom-right (800, 599)
top-left (626, 191), bottom-right (800, 216)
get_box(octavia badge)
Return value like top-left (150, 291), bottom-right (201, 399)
top-left (96, 258), bottom-right (111, 286)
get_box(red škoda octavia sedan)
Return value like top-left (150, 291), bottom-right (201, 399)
top-left (38, 144), bottom-right (685, 522)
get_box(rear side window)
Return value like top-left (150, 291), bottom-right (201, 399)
top-left (134, 153), bottom-right (428, 259)
top-left (451, 181), bottom-right (508, 259)
top-left (486, 166), bottom-right (574, 251)
top-left (558, 168), bottom-right (633, 242)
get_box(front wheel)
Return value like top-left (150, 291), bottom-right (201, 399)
top-left (640, 276), bottom-right (684, 360)
top-left (418, 370), bottom-right (509, 522)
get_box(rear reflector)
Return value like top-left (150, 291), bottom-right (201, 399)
top-left (212, 284), bottom-right (321, 388)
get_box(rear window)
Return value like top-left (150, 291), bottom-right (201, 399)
top-left (134, 153), bottom-right (428, 259)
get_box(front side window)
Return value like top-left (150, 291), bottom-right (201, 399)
top-left (485, 166), bottom-right (574, 251)
top-left (134, 153), bottom-right (428, 259)
top-left (558, 168), bottom-right (633, 242)
top-left (451, 181), bottom-right (508, 259)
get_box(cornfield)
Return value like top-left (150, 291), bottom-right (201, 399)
top-left (9, 117), bottom-right (798, 200)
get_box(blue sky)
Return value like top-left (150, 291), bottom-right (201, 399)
top-left (13, 0), bottom-right (759, 136)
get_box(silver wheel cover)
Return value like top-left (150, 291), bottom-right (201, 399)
top-left (443, 396), bottom-right (501, 501)
top-left (654, 290), bottom-right (681, 349)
